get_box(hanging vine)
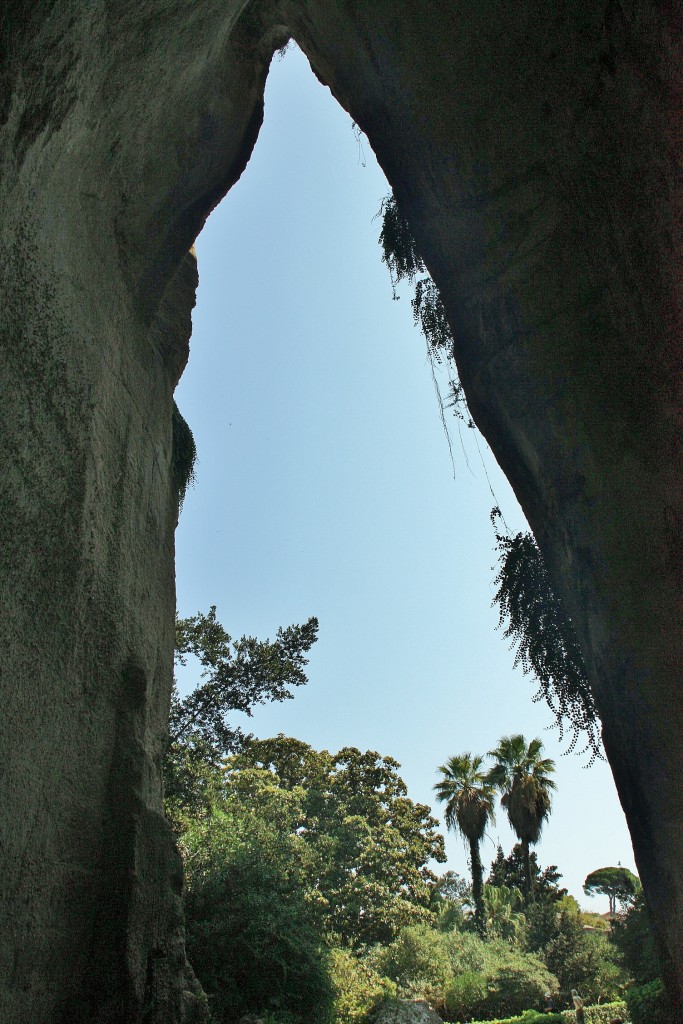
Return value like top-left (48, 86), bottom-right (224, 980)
top-left (490, 510), bottom-right (602, 760)
top-left (377, 191), bottom-right (601, 758)
top-left (172, 401), bottom-right (197, 511)
top-left (378, 194), bottom-right (472, 426)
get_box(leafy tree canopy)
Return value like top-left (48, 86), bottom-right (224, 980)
top-left (488, 844), bottom-right (568, 907)
top-left (181, 797), bottom-right (333, 1024)
top-left (227, 736), bottom-right (447, 947)
top-left (583, 866), bottom-right (641, 914)
top-left (610, 890), bottom-right (661, 986)
top-left (542, 908), bottom-right (625, 1005)
top-left (165, 608), bottom-right (318, 818)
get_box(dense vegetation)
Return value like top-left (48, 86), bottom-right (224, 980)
top-left (166, 608), bottom-right (663, 1024)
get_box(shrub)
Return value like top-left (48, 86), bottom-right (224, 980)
top-left (626, 979), bottom-right (671, 1024)
top-left (329, 948), bottom-right (396, 1024)
top-left (183, 810), bottom-right (333, 1024)
top-left (562, 1000), bottom-right (630, 1023)
top-left (371, 925), bottom-right (452, 1007)
top-left (485, 948), bottom-right (559, 1019)
top-left (443, 971), bottom-right (488, 1021)
top-left (467, 1011), bottom-right (562, 1024)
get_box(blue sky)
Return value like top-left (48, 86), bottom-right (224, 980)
top-left (174, 44), bottom-right (636, 912)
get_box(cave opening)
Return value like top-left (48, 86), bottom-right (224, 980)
top-left (172, 43), bottom-right (635, 908)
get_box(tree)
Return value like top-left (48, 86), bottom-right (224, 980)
top-left (611, 890), bottom-right (661, 986)
top-left (431, 871), bottom-right (470, 932)
top-left (487, 735), bottom-right (556, 898)
top-left (181, 796), bottom-right (333, 1024)
top-left (488, 843), bottom-right (567, 906)
top-left (542, 907), bottom-right (626, 1005)
top-left (481, 884), bottom-right (527, 943)
top-left (433, 754), bottom-right (496, 937)
top-left (165, 608), bottom-right (318, 817)
top-left (583, 866), bottom-right (641, 914)
top-left (228, 736), bottom-right (446, 947)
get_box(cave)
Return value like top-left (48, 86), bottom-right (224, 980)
top-left (0, 2), bottom-right (680, 1022)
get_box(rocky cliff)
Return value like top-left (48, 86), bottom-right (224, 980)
top-left (1, 1), bottom-right (680, 1020)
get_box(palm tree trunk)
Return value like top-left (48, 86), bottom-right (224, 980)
top-left (469, 837), bottom-right (486, 937)
top-left (522, 839), bottom-right (533, 900)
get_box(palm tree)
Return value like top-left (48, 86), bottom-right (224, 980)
top-left (487, 734), bottom-right (556, 899)
top-left (434, 754), bottom-right (496, 937)
top-left (482, 883), bottom-right (526, 942)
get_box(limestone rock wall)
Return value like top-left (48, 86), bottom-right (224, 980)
top-left (0, 2), bottom-right (281, 1020)
top-left (0, 1), bottom-right (681, 1020)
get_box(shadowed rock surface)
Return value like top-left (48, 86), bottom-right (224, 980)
top-left (375, 999), bottom-right (444, 1024)
top-left (0, 1), bottom-right (681, 1021)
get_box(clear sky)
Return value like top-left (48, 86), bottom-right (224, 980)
top-left (174, 44), bottom-right (637, 913)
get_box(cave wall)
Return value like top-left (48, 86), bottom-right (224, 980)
top-left (0, 1), bottom-right (681, 1021)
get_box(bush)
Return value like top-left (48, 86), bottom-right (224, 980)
top-left (562, 1000), bottom-right (630, 1024)
top-left (444, 971), bottom-right (488, 1021)
top-left (329, 948), bottom-right (396, 1024)
top-left (542, 911), bottom-right (627, 1004)
top-left (466, 1007), bottom-right (628, 1024)
top-left (467, 1011), bottom-right (562, 1024)
top-left (371, 925), bottom-right (453, 1007)
top-left (626, 979), bottom-right (671, 1024)
top-left (183, 810), bottom-right (333, 1024)
top-left (487, 949), bottom-right (559, 1019)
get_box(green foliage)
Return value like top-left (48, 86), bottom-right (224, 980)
top-left (467, 1012), bottom-right (563, 1024)
top-left (482, 884), bottom-right (527, 943)
top-left (487, 735), bottom-right (556, 899)
top-left (524, 900), bottom-right (568, 953)
top-left (562, 1002), bottom-right (630, 1024)
top-left (625, 979), bottom-right (671, 1024)
top-left (229, 737), bottom-right (446, 947)
top-left (329, 948), bottom-right (396, 1024)
top-left (371, 925), bottom-right (453, 1007)
top-left (374, 927), bottom-right (558, 1021)
top-left (377, 193), bottom-right (471, 429)
top-left (172, 401), bottom-right (197, 508)
top-left (582, 867), bottom-right (640, 915)
top-left (182, 805), bottom-right (333, 1024)
top-left (542, 909), bottom-right (626, 1004)
top-left (434, 754), bottom-right (496, 937)
top-left (482, 946), bottom-right (560, 1019)
top-left (491, 512), bottom-right (600, 760)
top-left (412, 278), bottom-right (454, 359)
top-left (489, 844), bottom-right (568, 908)
top-left (444, 971), bottom-right (489, 1020)
top-left (166, 609), bottom-right (318, 820)
top-left (433, 871), bottom-right (470, 933)
top-left (610, 891), bottom-right (661, 985)
top-left (377, 193), bottom-right (425, 291)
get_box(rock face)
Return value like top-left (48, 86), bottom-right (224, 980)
top-left (375, 999), bottom-right (444, 1024)
top-left (0, 1), bottom-right (680, 1021)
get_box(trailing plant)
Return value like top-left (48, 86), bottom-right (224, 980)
top-left (377, 193), bottom-right (472, 426)
top-left (378, 192), bottom-right (601, 760)
top-left (172, 400), bottom-right (197, 509)
top-left (490, 511), bottom-right (601, 760)
top-left (378, 193), bottom-right (425, 292)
